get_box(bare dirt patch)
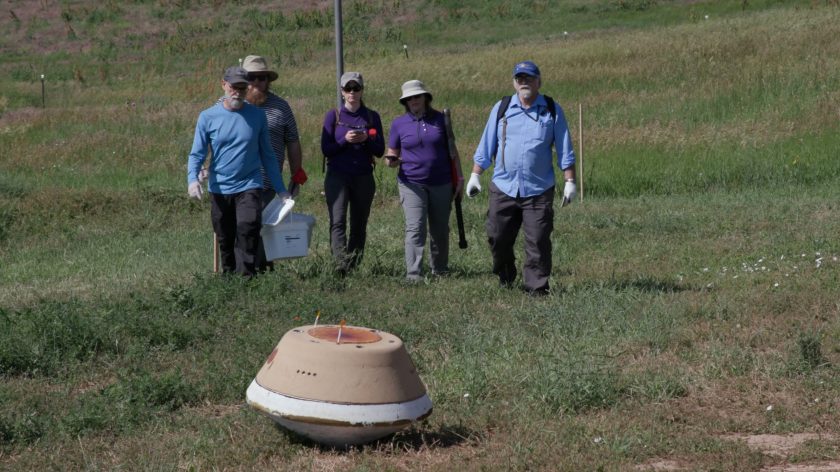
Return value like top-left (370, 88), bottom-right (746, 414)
top-left (722, 433), bottom-right (836, 458)
top-left (721, 433), bottom-right (840, 472)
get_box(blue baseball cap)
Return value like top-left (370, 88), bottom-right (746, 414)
top-left (512, 61), bottom-right (541, 78)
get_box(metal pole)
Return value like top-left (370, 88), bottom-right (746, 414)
top-left (334, 0), bottom-right (344, 109)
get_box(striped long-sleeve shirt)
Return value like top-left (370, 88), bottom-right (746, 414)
top-left (259, 93), bottom-right (300, 191)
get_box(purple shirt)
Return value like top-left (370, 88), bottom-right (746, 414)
top-left (321, 105), bottom-right (385, 176)
top-left (388, 110), bottom-right (451, 186)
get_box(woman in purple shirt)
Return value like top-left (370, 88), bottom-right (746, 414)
top-left (385, 80), bottom-right (460, 282)
top-left (321, 72), bottom-right (385, 274)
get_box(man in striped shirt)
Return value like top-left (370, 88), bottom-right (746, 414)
top-left (242, 55), bottom-right (308, 272)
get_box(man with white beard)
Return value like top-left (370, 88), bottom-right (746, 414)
top-left (187, 66), bottom-right (289, 277)
top-left (241, 55), bottom-right (306, 272)
top-left (466, 61), bottom-right (577, 295)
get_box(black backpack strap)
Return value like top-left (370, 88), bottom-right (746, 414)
top-left (495, 96), bottom-right (512, 169)
top-left (495, 95), bottom-right (512, 126)
top-left (544, 95), bottom-right (556, 121)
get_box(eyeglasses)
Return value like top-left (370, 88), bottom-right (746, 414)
top-left (231, 84), bottom-right (248, 92)
top-left (343, 85), bottom-right (362, 93)
top-left (515, 74), bottom-right (536, 83)
top-left (248, 75), bottom-right (268, 82)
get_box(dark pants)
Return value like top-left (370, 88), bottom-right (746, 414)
top-left (254, 190), bottom-right (277, 272)
top-left (486, 182), bottom-right (555, 292)
top-left (211, 189), bottom-right (262, 277)
top-left (324, 170), bottom-right (375, 271)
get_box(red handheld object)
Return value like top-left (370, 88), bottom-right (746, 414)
top-left (292, 168), bottom-right (308, 185)
top-left (368, 128), bottom-right (377, 138)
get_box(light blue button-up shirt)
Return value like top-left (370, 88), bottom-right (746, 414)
top-left (473, 93), bottom-right (575, 198)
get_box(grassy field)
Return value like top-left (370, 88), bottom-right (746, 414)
top-left (2, 0), bottom-right (840, 470)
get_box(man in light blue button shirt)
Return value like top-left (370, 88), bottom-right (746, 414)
top-left (466, 60), bottom-right (577, 295)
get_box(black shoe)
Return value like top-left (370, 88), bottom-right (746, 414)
top-left (522, 286), bottom-right (550, 297)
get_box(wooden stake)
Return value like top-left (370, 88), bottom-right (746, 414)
top-left (213, 233), bottom-right (219, 273)
top-left (579, 103), bottom-right (584, 202)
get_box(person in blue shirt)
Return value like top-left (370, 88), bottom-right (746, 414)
top-left (187, 66), bottom-right (289, 277)
top-left (466, 61), bottom-right (577, 295)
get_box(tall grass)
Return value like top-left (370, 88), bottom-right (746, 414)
top-left (1, 1), bottom-right (840, 470)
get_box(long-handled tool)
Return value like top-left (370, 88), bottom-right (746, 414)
top-left (443, 108), bottom-right (467, 249)
top-left (213, 233), bottom-right (220, 273)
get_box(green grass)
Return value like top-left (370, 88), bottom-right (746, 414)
top-left (2, 0), bottom-right (840, 470)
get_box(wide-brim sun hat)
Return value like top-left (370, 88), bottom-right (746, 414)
top-left (242, 55), bottom-right (279, 82)
top-left (399, 80), bottom-right (432, 104)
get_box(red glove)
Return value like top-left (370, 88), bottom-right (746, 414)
top-left (291, 168), bottom-right (308, 185)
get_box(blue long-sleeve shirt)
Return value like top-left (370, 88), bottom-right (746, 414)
top-left (187, 102), bottom-right (286, 195)
top-left (473, 93), bottom-right (575, 198)
top-left (321, 105), bottom-right (385, 176)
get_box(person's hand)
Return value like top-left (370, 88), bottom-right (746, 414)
top-left (384, 155), bottom-right (400, 168)
top-left (198, 168), bottom-right (209, 183)
top-left (188, 181), bottom-right (203, 200)
top-left (345, 130), bottom-right (367, 143)
top-left (563, 180), bottom-right (577, 205)
top-left (277, 191), bottom-right (292, 202)
top-left (466, 173), bottom-right (482, 197)
top-left (291, 168), bottom-right (308, 185)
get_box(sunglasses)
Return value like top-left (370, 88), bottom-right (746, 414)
top-left (248, 75), bottom-right (268, 82)
top-left (343, 85), bottom-right (362, 93)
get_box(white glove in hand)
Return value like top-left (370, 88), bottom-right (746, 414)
top-left (466, 172), bottom-right (482, 197)
top-left (188, 181), bottom-right (203, 200)
top-left (563, 180), bottom-right (577, 205)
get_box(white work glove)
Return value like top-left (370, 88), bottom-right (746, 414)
top-left (188, 181), bottom-right (203, 200)
top-left (562, 180), bottom-right (577, 205)
top-left (466, 172), bottom-right (482, 198)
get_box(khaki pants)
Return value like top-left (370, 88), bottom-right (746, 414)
top-left (398, 181), bottom-right (452, 279)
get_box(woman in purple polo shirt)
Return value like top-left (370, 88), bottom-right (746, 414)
top-left (321, 71), bottom-right (385, 274)
top-left (385, 80), bottom-right (458, 282)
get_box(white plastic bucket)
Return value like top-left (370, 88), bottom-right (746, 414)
top-left (261, 213), bottom-right (315, 260)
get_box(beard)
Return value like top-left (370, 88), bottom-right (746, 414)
top-left (246, 87), bottom-right (268, 106)
top-left (226, 97), bottom-right (244, 110)
top-left (519, 87), bottom-right (533, 101)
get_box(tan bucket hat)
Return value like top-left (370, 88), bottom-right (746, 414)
top-left (399, 80), bottom-right (432, 104)
top-left (242, 55), bottom-right (279, 82)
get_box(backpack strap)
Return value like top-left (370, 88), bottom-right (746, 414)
top-left (495, 96), bottom-right (512, 169)
top-left (494, 95), bottom-right (557, 169)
